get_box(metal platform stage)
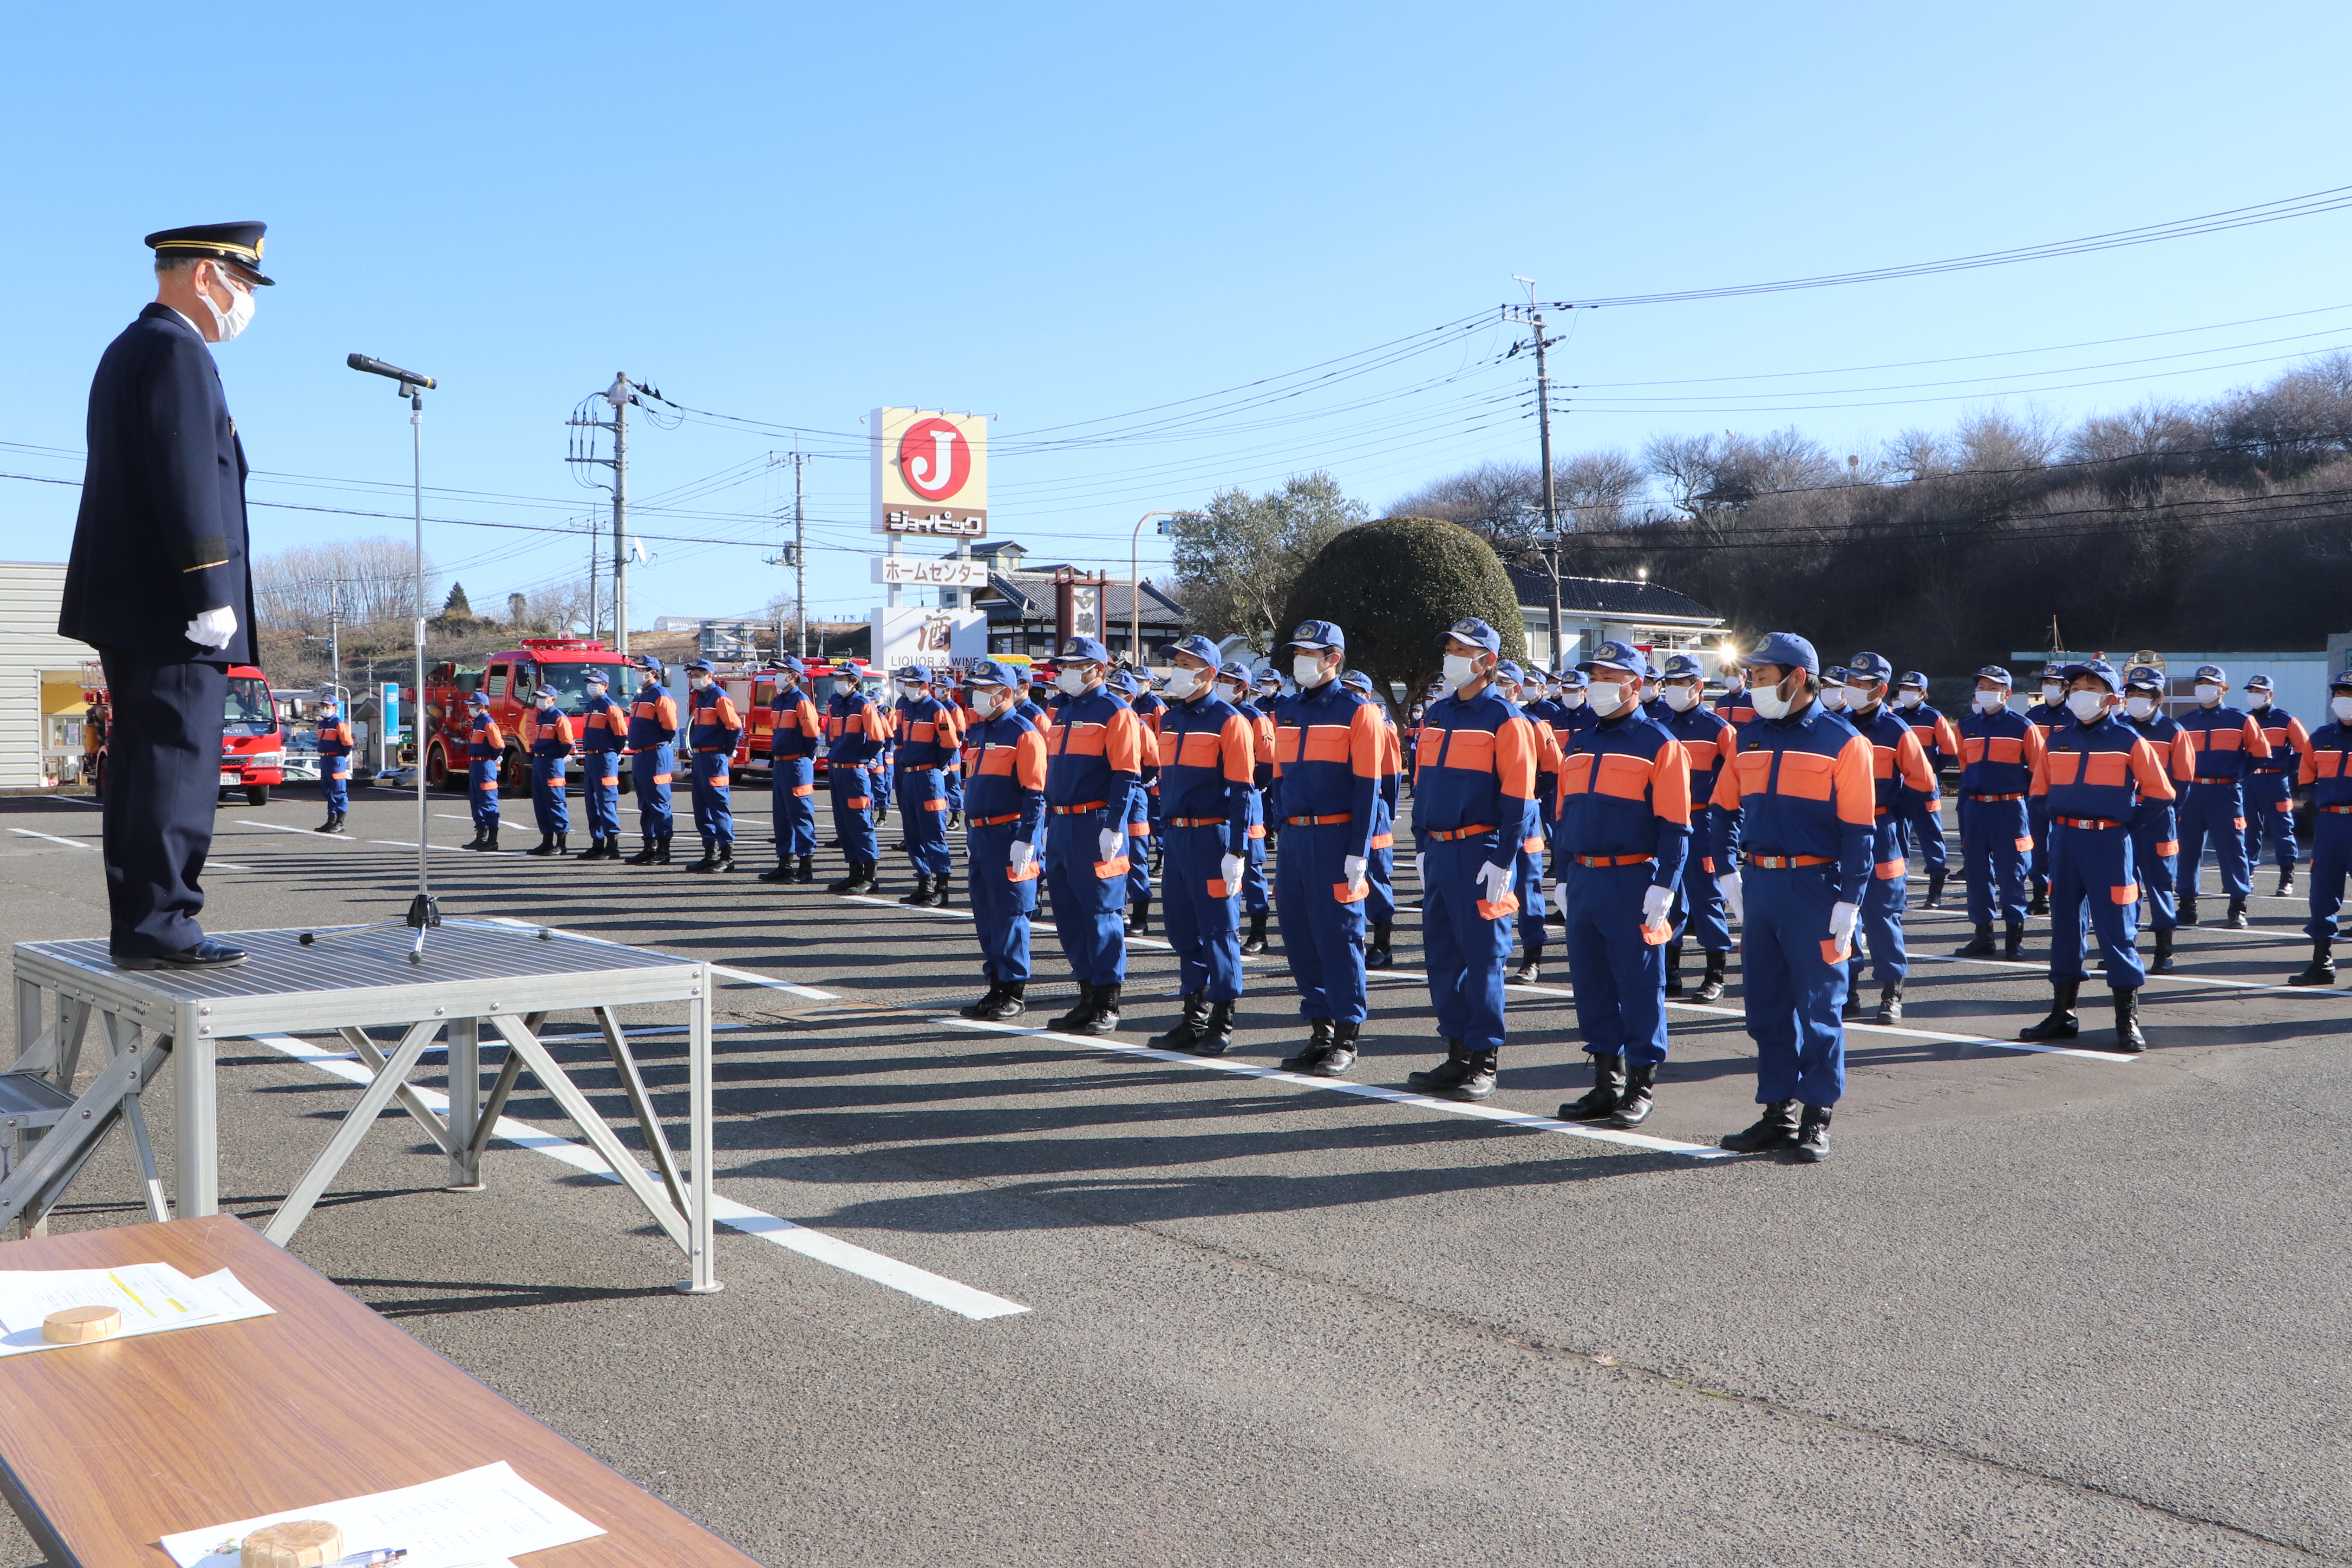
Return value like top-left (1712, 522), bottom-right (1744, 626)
top-left (4, 921), bottom-right (719, 1292)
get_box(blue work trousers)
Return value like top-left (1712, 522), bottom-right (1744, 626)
top-left (1126, 819), bottom-right (1154, 908)
top-left (1162, 825), bottom-right (1243, 1002)
top-left (318, 756), bottom-right (349, 814)
top-left (2028, 793), bottom-right (2052, 895)
top-left (2302, 812), bottom-right (2352, 940)
top-left (1242, 795), bottom-right (1271, 913)
top-left (530, 756), bottom-right (569, 835)
top-left (2131, 809), bottom-right (2179, 932)
top-left (1903, 798), bottom-right (1948, 874)
top-left (1672, 839), bottom-right (1733, 955)
top-left (1740, 863), bottom-right (1848, 1108)
top-left (690, 752), bottom-right (733, 849)
top-left (1515, 827), bottom-right (1549, 954)
top-left (631, 745), bottom-right (675, 841)
top-left (580, 750), bottom-right (621, 838)
top-left (2177, 780), bottom-right (2251, 903)
top-left (897, 766), bottom-right (952, 877)
top-left (1563, 860), bottom-right (1669, 1065)
top-left (2243, 774), bottom-right (2298, 872)
top-left (1959, 795), bottom-right (2030, 926)
top-left (1851, 818), bottom-right (1909, 988)
top-left (1419, 834), bottom-right (1513, 1051)
top-left (828, 765), bottom-right (877, 864)
top-left (1366, 800), bottom-right (1397, 926)
top-left (2047, 822), bottom-right (2144, 989)
top-left (965, 819), bottom-right (1037, 983)
top-left (1274, 819), bottom-right (1368, 1025)
top-left (1044, 810), bottom-right (1128, 987)
top-left (772, 757), bottom-right (816, 859)
top-left (467, 757), bottom-right (500, 831)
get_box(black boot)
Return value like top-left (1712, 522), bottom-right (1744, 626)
top-left (1609, 1062), bottom-right (1658, 1128)
top-left (1695, 950), bottom-right (1729, 1002)
top-left (1510, 945), bottom-right (1541, 985)
top-left (959, 983), bottom-right (1008, 1020)
top-left (1047, 983), bottom-right (1099, 1031)
top-left (1792, 1104), bottom-right (1833, 1162)
top-left (2027, 882), bottom-right (2049, 917)
top-left (1126, 897), bottom-right (1151, 936)
top-left (1875, 981), bottom-right (1903, 1024)
top-left (1722, 1100), bottom-right (1799, 1152)
top-left (525, 833), bottom-right (558, 857)
top-left (2112, 987), bottom-right (2147, 1053)
top-left (554, 832), bottom-right (570, 856)
top-left (2279, 870), bottom-right (2297, 897)
top-left (1195, 1000), bottom-right (1237, 1056)
top-left (947, 809), bottom-right (962, 831)
top-left (847, 860), bottom-right (881, 895)
top-left (1841, 966), bottom-right (1869, 1021)
top-left (463, 824), bottom-right (487, 850)
top-left (654, 834), bottom-right (673, 864)
top-left (1955, 922), bottom-right (1996, 958)
top-left (2178, 893), bottom-right (2199, 927)
top-left (900, 873), bottom-right (936, 906)
top-left (758, 858), bottom-right (795, 883)
top-left (1664, 943), bottom-right (1685, 998)
top-left (796, 854), bottom-right (815, 884)
top-left (316, 814), bottom-right (339, 834)
top-left (1364, 922), bottom-right (1394, 970)
top-left (2003, 919), bottom-right (2026, 961)
top-left (1923, 868), bottom-right (1946, 910)
top-left (1082, 982), bottom-right (1123, 1035)
top-left (625, 837), bottom-right (658, 865)
top-left (2289, 937), bottom-right (2336, 986)
top-left (2151, 927), bottom-right (2175, 973)
top-left (826, 860), bottom-right (865, 893)
top-left (1242, 910), bottom-right (1269, 955)
top-left (1407, 1039), bottom-right (1496, 1099)
top-left (687, 841), bottom-right (721, 872)
top-left (717, 841), bottom-right (734, 868)
top-left (1308, 1020), bottom-right (1358, 1078)
top-left (932, 875), bottom-right (952, 907)
top-left (2019, 979), bottom-right (2080, 1041)
top-left (2224, 896), bottom-right (2249, 930)
top-left (1148, 992), bottom-right (1209, 1053)
top-left (483, 825), bottom-right (500, 852)
top-left (982, 981), bottom-right (1028, 1020)
top-left (1558, 1052), bottom-right (1626, 1122)
top-left (1280, 1018), bottom-right (1338, 1071)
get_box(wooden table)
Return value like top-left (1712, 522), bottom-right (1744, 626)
top-left (0, 1216), bottom-right (765, 1568)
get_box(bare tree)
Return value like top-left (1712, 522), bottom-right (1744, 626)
top-left (252, 536), bottom-right (439, 634)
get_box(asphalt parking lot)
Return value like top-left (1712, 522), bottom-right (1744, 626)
top-left (4, 783), bottom-right (2349, 1566)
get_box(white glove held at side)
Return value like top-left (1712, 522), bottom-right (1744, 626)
top-left (1341, 854), bottom-right (1367, 887)
top-left (1415, 852), bottom-right (1427, 883)
top-left (1220, 853), bottom-right (1244, 888)
top-left (1828, 900), bottom-right (1860, 949)
top-left (1555, 880), bottom-right (1570, 912)
top-left (1097, 827), bottom-right (1125, 863)
top-left (1475, 861), bottom-right (1513, 903)
top-left (1008, 840), bottom-right (1036, 872)
top-left (185, 606), bottom-right (236, 650)
top-left (1717, 871), bottom-right (1745, 922)
top-left (1641, 883), bottom-right (1674, 927)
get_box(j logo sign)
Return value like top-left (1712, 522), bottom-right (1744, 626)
top-left (899, 417), bottom-right (972, 501)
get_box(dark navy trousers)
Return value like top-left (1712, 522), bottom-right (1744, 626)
top-left (96, 647), bottom-right (226, 960)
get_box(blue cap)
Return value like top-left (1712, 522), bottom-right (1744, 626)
top-left (1286, 619), bottom-right (1345, 652)
top-left (1976, 665), bottom-right (2014, 687)
top-left (772, 655), bottom-right (806, 675)
top-left (2122, 664), bottom-right (2164, 691)
top-left (1060, 636), bottom-right (1110, 664)
top-left (965, 659), bottom-right (1018, 688)
top-left (1255, 669), bottom-right (1281, 689)
top-left (1743, 633), bottom-right (1819, 676)
top-left (467, 690), bottom-right (488, 708)
top-left (1108, 668), bottom-right (1143, 695)
top-left (1494, 660), bottom-right (1525, 685)
top-left (2193, 664), bottom-right (2226, 685)
top-left (1580, 639), bottom-right (1650, 678)
top-left (2245, 673), bottom-right (2274, 693)
top-left (2333, 667), bottom-right (2352, 690)
top-left (1162, 634), bottom-right (1221, 667)
top-left (684, 658), bottom-right (715, 674)
top-left (1340, 669), bottom-right (1374, 695)
top-left (1846, 652), bottom-right (1895, 684)
top-left (2062, 658), bottom-right (2124, 695)
top-left (580, 667), bottom-right (609, 685)
top-left (641, 656), bottom-right (666, 680)
top-left (1219, 660), bottom-right (1253, 685)
top-left (897, 664), bottom-right (933, 683)
top-left (1557, 668), bottom-right (1589, 691)
top-left (1660, 652), bottom-right (1705, 681)
top-left (1823, 665), bottom-right (1850, 685)
top-left (1443, 617), bottom-right (1501, 655)
top-left (1898, 670), bottom-right (1929, 691)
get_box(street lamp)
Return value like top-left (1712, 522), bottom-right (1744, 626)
top-left (1131, 509), bottom-right (1180, 665)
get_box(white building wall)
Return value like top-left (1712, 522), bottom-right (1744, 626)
top-left (0, 563), bottom-right (98, 790)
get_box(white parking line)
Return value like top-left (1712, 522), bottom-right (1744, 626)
top-left (238, 821), bottom-right (353, 841)
top-left (838, 891), bottom-right (1268, 961)
top-left (1909, 951), bottom-right (2351, 1002)
top-left (9, 827), bottom-right (93, 850)
top-left (247, 1031), bottom-right (1028, 1321)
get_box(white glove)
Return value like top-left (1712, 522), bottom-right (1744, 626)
top-left (1098, 827), bottom-right (1125, 862)
top-left (1008, 840), bottom-right (1036, 873)
top-left (1717, 871), bottom-right (1744, 922)
top-left (1554, 880), bottom-right (1570, 912)
top-left (1641, 884), bottom-right (1674, 927)
top-left (184, 605), bottom-right (236, 649)
top-left (1220, 852), bottom-right (1244, 889)
top-left (1341, 854), bottom-right (1368, 888)
top-left (1475, 861), bottom-right (1513, 904)
top-left (1828, 900), bottom-right (1860, 950)
top-left (1415, 852), bottom-right (1427, 883)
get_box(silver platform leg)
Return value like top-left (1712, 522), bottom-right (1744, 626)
top-left (264, 1018), bottom-right (446, 1246)
top-left (174, 1020), bottom-right (217, 1219)
top-left (681, 971), bottom-right (720, 1295)
top-left (485, 1014), bottom-right (689, 1252)
top-left (445, 1015), bottom-right (482, 1190)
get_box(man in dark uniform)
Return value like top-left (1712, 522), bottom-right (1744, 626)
top-left (61, 223), bottom-right (272, 969)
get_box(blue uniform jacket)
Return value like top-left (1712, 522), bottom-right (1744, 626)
top-left (1708, 700), bottom-right (1876, 903)
top-left (2298, 720), bottom-right (2352, 808)
top-left (1956, 708), bottom-right (2044, 797)
top-left (627, 683), bottom-right (680, 750)
top-left (2033, 714), bottom-right (2176, 825)
top-left (579, 693), bottom-right (626, 754)
top-left (1270, 679), bottom-right (1386, 863)
top-left (825, 690), bottom-right (886, 767)
top-left (1043, 684), bottom-right (1146, 821)
top-left (465, 713), bottom-right (503, 761)
top-left (2176, 704), bottom-right (2270, 784)
top-left (2249, 705), bottom-right (2310, 779)
top-left (894, 694), bottom-right (961, 769)
top-left (770, 687), bottom-right (822, 761)
top-left (1551, 708), bottom-right (1691, 891)
top-left (1408, 682), bottom-right (1538, 860)
top-left (522, 708), bottom-right (574, 759)
top-left (961, 708), bottom-right (1048, 842)
top-left (1662, 702), bottom-right (1740, 874)
top-left (687, 685), bottom-right (741, 754)
top-left (1155, 693), bottom-right (1257, 859)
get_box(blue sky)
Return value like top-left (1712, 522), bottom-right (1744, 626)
top-left (6, 1), bottom-right (2350, 629)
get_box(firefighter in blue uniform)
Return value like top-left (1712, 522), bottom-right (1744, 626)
top-left (2121, 666), bottom-right (2187, 972)
top-left (1709, 633), bottom-right (1876, 1162)
top-left (575, 668), bottom-right (626, 860)
top-left (1038, 638), bottom-right (1149, 1034)
top-left (2016, 659), bottom-right (2178, 1052)
top-left (1110, 668), bottom-right (1157, 933)
top-left (62, 222), bottom-right (275, 969)
top-left (1653, 652), bottom-right (1738, 1002)
top-left (2174, 664), bottom-right (2271, 929)
top-left (1146, 637), bottom-right (1259, 1055)
top-left (1222, 661), bottom-right (1278, 956)
top-left (681, 659), bottom-right (742, 872)
top-left (521, 686), bottom-right (575, 857)
top-left (1341, 669), bottom-right (1404, 971)
top-left (460, 691), bottom-right (504, 851)
top-left (2023, 668), bottom-right (2069, 914)
top-left (824, 663), bottom-right (889, 894)
top-left (623, 659), bottom-right (680, 865)
top-left (1400, 619), bottom-right (1541, 1100)
top-left (313, 698), bottom-right (355, 834)
top-left (2286, 667), bottom-right (2352, 986)
top-left (1839, 654), bottom-right (1941, 1024)
top-left (891, 665), bottom-right (961, 907)
top-left (1714, 664), bottom-right (1758, 729)
top-left (955, 661), bottom-right (1050, 1020)
top-left (1549, 642), bottom-right (1691, 1129)
top-left (1952, 667), bottom-right (2045, 960)
top-left (1131, 668), bottom-right (1170, 874)
top-left (940, 669), bottom-right (968, 831)
top-left (2241, 674), bottom-right (2309, 897)
top-left (1894, 671), bottom-right (1961, 909)
top-left (1491, 662), bottom-right (1556, 984)
top-left (759, 657), bottom-right (823, 884)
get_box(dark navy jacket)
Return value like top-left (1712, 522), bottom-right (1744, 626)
top-left (62, 304), bottom-right (256, 662)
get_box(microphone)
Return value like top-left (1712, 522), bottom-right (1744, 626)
top-left (347, 352), bottom-right (437, 389)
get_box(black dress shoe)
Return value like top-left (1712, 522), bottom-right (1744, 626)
top-left (117, 938), bottom-right (247, 970)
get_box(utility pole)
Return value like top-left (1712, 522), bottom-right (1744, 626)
top-left (1505, 279), bottom-right (1568, 668)
top-left (794, 450), bottom-right (808, 657)
top-left (608, 373), bottom-right (632, 657)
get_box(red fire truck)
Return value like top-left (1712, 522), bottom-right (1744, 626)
top-left (419, 637), bottom-right (640, 793)
top-left (81, 662), bottom-right (286, 806)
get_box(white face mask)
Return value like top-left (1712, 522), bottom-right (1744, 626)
top-left (1441, 654), bottom-right (1480, 690)
top-left (1586, 681), bottom-right (1628, 714)
top-left (535, 693), bottom-right (555, 708)
top-left (1846, 684), bottom-right (1880, 710)
top-left (2334, 695), bottom-right (2352, 724)
top-left (2040, 685), bottom-right (2063, 705)
top-left (1896, 691), bottom-right (1923, 708)
top-left (1819, 687), bottom-right (1847, 711)
top-left (2066, 690), bottom-right (2108, 723)
top-left (1750, 678), bottom-right (1794, 721)
top-left (1165, 667), bottom-right (1205, 700)
top-left (198, 266), bottom-right (256, 342)
top-left (1560, 690), bottom-right (1586, 709)
top-left (1292, 655), bottom-right (1331, 690)
top-left (1974, 690), bottom-right (2008, 713)
top-left (687, 675), bottom-right (710, 690)
top-left (2125, 695), bottom-right (2156, 720)
top-left (2194, 683), bottom-right (2223, 705)
top-left (1057, 668), bottom-right (1090, 697)
top-left (2249, 692), bottom-right (2272, 710)
top-left (1660, 684), bottom-right (1700, 713)
top-left (1218, 682), bottom-right (1246, 704)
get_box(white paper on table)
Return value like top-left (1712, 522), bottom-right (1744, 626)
top-left (158, 1461), bottom-right (603, 1568)
top-left (0, 1263), bottom-right (274, 1355)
